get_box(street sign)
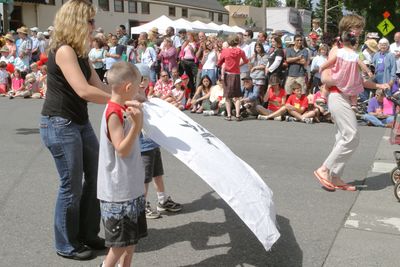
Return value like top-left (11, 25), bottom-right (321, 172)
top-left (377, 18), bottom-right (395, 36)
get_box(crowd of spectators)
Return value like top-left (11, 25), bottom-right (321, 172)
top-left (3, 20), bottom-right (400, 127)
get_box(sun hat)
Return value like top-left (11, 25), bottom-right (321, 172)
top-left (150, 27), bottom-right (159, 35)
top-left (30, 27), bottom-right (39, 32)
top-left (17, 26), bottom-right (29, 35)
top-left (0, 46), bottom-right (9, 53)
top-left (4, 33), bottom-right (14, 42)
top-left (174, 78), bottom-right (182, 85)
top-left (364, 39), bottom-right (378, 53)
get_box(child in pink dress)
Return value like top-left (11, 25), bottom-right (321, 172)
top-left (319, 31), bottom-right (373, 110)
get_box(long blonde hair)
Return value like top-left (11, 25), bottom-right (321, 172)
top-left (50, 0), bottom-right (96, 58)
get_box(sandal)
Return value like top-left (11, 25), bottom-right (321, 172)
top-left (235, 116), bottom-right (243, 121)
top-left (313, 171), bottom-right (336, 191)
top-left (224, 116), bottom-right (232, 121)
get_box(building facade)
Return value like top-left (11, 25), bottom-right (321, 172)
top-left (2, 0), bottom-right (229, 34)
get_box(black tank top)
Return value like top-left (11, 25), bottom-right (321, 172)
top-left (41, 47), bottom-right (91, 125)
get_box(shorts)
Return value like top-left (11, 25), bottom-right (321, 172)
top-left (141, 147), bottom-right (164, 183)
top-left (100, 196), bottom-right (148, 247)
top-left (285, 76), bottom-right (307, 95)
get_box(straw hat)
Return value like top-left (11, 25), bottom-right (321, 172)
top-left (364, 39), bottom-right (378, 53)
top-left (149, 27), bottom-right (159, 35)
top-left (4, 33), bottom-right (14, 42)
top-left (17, 26), bottom-right (29, 35)
top-left (0, 46), bottom-right (10, 53)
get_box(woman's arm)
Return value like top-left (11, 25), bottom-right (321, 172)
top-left (56, 45), bottom-right (110, 104)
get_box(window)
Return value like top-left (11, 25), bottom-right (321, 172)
top-left (98, 0), bottom-right (109, 11)
top-left (218, 13), bottom-right (223, 22)
top-left (114, 0), bottom-right (124, 12)
top-left (169, 6), bottom-right (176, 17)
top-left (182, 8), bottom-right (188, 18)
top-left (128, 0), bottom-right (137, 13)
top-left (141, 2), bottom-right (150, 14)
top-left (209, 12), bottom-right (214, 21)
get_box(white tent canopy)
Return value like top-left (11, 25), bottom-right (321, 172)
top-left (173, 18), bottom-right (194, 32)
top-left (191, 20), bottom-right (218, 33)
top-left (231, 25), bottom-right (245, 33)
top-left (130, 15), bottom-right (175, 35)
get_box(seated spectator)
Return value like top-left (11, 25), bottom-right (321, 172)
top-left (152, 70), bottom-right (174, 102)
top-left (256, 74), bottom-right (287, 120)
top-left (203, 79), bottom-right (226, 116)
top-left (191, 75), bottom-right (212, 114)
top-left (25, 73), bottom-right (41, 99)
top-left (171, 78), bottom-right (186, 110)
top-left (239, 75), bottom-right (260, 117)
top-left (0, 45), bottom-right (14, 63)
top-left (0, 61), bottom-right (9, 96)
top-left (310, 86), bottom-right (331, 123)
top-left (30, 62), bottom-right (41, 81)
top-left (38, 65), bottom-right (47, 98)
top-left (285, 81), bottom-right (313, 123)
top-left (361, 89), bottom-right (394, 127)
top-left (9, 69), bottom-right (26, 99)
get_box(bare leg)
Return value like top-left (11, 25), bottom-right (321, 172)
top-left (266, 106), bottom-right (287, 119)
top-left (225, 99), bottom-right (232, 117)
top-left (104, 247), bottom-right (129, 267)
top-left (152, 176), bottom-right (165, 193)
top-left (234, 98), bottom-right (241, 117)
top-left (119, 245), bottom-right (135, 267)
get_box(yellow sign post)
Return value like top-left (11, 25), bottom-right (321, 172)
top-left (377, 18), bottom-right (395, 36)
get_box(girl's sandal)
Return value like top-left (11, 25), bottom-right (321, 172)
top-left (225, 116), bottom-right (232, 121)
top-left (235, 116), bottom-right (243, 122)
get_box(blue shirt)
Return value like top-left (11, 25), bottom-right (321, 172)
top-left (140, 133), bottom-right (159, 152)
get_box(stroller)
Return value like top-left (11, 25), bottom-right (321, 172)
top-left (385, 85), bottom-right (400, 201)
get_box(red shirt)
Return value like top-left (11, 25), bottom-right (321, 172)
top-left (217, 47), bottom-right (248, 74)
top-left (286, 94), bottom-right (308, 111)
top-left (266, 87), bottom-right (286, 112)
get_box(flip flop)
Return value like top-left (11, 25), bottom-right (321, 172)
top-left (335, 184), bottom-right (357, 191)
top-left (313, 171), bottom-right (336, 191)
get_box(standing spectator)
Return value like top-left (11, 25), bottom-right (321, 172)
top-left (163, 26), bottom-right (181, 51)
top-left (104, 34), bottom-right (124, 71)
top-left (37, 32), bottom-right (47, 55)
top-left (249, 41), bottom-right (268, 95)
top-left (239, 30), bottom-right (254, 84)
top-left (372, 38), bottom-right (396, 88)
top-left (159, 37), bottom-right (177, 76)
top-left (311, 18), bottom-right (323, 38)
top-left (217, 34), bottom-right (249, 121)
top-left (89, 37), bottom-right (107, 81)
top-left (201, 39), bottom-right (218, 85)
top-left (179, 32), bottom-right (198, 96)
top-left (195, 31), bottom-right (207, 88)
top-left (265, 36), bottom-right (285, 81)
top-left (310, 44), bottom-right (328, 93)
top-left (285, 34), bottom-right (308, 95)
top-left (30, 27), bottom-right (40, 63)
top-left (116, 25), bottom-right (128, 46)
top-left (390, 32), bottom-right (400, 79)
top-left (257, 31), bottom-right (270, 53)
top-left (140, 39), bottom-right (157, 83)
top-left (360, 39), bottom-right (378, 101)
top-left (361, 88), bottom-right (394, 127)
top-left (16, 26), bottom-right (32, 74)
top-left (40, 0), bottom-right (112, 260)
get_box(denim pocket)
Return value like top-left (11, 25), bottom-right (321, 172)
top-left (50, 116), bottom-right (72, 128)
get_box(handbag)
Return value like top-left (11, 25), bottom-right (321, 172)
top-left (250, 69), bottom-right (265, 80)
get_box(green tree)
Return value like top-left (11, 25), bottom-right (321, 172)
top-left (286, 0), bottom-right (312, 10)
top-left (344, 0), bottom-right (400, 41)
top-left (243, 0), bottom-right (281, 7)
top-left (314, 0), bottom-right (343, 35)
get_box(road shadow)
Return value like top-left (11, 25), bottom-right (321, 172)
top-left (137, 192), bottom-right (302, 267)
top-left (15, 128), bottom-right (39, 135)
top-left (357, 172), bottom-right (393, 191)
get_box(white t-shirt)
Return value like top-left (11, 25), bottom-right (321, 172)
top-left (202, 50), bottom-right (217, 70)
top-left (390, 42), bottom-right (400, 74)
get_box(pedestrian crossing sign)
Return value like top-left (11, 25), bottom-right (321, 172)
top-left (377, 18), bottom-right (395, 36)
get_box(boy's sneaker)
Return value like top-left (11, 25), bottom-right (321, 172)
top-left (203, 110), bottom-right (215, 116)
top-left (274, 116), bottom-right (282, 121)
top-left (157, 196), bottom-right (183, 212)
top-left (145, 202), bottom-right (161, 219)
top-left (285, 116), bottom-right (297, 122)
top-left (257, 115), bottom-right (269, 120)
top-left (302, 118), bottom-right (313, 124)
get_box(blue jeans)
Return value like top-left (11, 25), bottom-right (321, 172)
top-left (362, 114), bottom-right (394, 127)
top-left (39, 116), bottom-right (101, 255)
top-left (201, 69), bottom-right (216, 85)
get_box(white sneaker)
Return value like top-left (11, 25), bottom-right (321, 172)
top-left (273, 116), bottom-right (282, 121)
top-left (257, 115), bottom-right (269, 120)
top-left (303, 118), bottom-right (313, 124)
top-left (203, 110), bottom-right (215, 116)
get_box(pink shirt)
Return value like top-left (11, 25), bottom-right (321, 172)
top-left (331, 48), bottom-right (364, 96)
top-left (12, 77), bottom-right (24, 91)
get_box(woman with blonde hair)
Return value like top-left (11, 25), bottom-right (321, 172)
top-left (39, 0), bottom-right (111, 260)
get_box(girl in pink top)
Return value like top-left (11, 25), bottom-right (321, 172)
top-left (9, 69), bottom-right (25, 98)
top-left (319, 31), bottom-right (373, 109)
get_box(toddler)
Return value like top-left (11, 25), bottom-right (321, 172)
top-left (0, 61), bottom-right (9, 96)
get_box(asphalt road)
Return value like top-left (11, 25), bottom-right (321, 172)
top-left (0, 98), bottom-right (386, 267)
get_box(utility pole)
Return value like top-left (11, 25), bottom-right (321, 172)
top-left (295, 0), bottom-right (298, 9)
top-left (324, 0), bottom-right (328, 33)
top-left (262, 0), bottom-right (266, 32)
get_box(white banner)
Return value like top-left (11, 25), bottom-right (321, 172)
top-left (142, 98), bottom-right (280, 251)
